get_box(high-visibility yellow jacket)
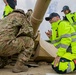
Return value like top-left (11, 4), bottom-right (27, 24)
top-left (50, 20), bottom-right (76, 60)
top-left (3, 5), bottom-right (13, 17)
top-left (64, 12), bottom-right (76, 31)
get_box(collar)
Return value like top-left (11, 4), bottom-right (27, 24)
top-left (51, 20), bottom-right (61, 30)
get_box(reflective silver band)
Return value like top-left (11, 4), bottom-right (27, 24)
top-left (72, 38), bottom-right (76, 42)
top-left (55, 44), bottom-right (69, 49)
top-left (72, 22), bottom-right (76, 25)
top-left (52, 33), bottom-right (76, 44)
top-left (55, 44), bottom-right (60, 48)
top-left (67, 62), bottom-right (71, 73)
top-left (52, 39), bottom-right (60, 44)
top-left (71, 32), bottom-right (76, 36)
top-left (61, 34), bottom-right (71, 38)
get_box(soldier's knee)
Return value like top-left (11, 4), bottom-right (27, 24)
top-left (26, 37), bottom-right (35, 49)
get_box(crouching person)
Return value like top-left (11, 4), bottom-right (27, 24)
top-left (45, 12), bottom-right (76, 74)
top-left (0, 9), bottom-right (34, 73)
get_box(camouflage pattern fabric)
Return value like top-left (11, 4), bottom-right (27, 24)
top-left (0, 9), bottom-right (34, 62)
top-left (26, 9), bottom-right (33, 24)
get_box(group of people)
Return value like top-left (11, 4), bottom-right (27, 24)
top-left (2, 0), bottom-right (76, 74)
top-left (45, 5), bottom-right (76, 74)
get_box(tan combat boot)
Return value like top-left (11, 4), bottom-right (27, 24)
top-left (12, 61), bottom-right (28, 73)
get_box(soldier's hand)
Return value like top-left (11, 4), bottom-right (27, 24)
top-left (53, 56), bottom-right (60, 67)
top-left (45, 30), bottom-right (52, 38)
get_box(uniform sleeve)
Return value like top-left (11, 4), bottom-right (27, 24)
top-left (57, 22), bottom-right (72, 57)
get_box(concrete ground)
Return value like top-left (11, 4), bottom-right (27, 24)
top-left (0, 64), bottom-right (76, 75)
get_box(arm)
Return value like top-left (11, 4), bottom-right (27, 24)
top-left (57, 21), bottom-right (72, 57)
top-left (3, 0), bottom-right (8, 6)
top-left (54, 21), bottom-right (72, 67)
top-left (45, 30), bottom-right (52, 40)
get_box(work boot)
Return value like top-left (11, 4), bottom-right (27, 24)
top-left (12, 61), bottom-right (28, 73)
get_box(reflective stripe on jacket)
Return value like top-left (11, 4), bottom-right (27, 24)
top-left (50, 20), bottom-right (76, 60)
top-left (64, 12), bottom-right (76, 31)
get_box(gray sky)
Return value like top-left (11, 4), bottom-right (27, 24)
top-left (0, 0), bottom-right (37, 18)
top-left (0, 0), bottom-right (76, 40)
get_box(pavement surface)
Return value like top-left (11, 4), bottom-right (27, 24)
top-left (0, 64), bottom-right (76, 75)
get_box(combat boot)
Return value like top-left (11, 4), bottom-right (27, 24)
top-left (12, 61), bottom-right (28, 73)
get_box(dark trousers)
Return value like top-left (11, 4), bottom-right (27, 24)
top-left (52, 58), bottom-right (76, 74)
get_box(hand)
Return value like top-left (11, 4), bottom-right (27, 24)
top-left (5, 3), bottom-right (8, 6)
top-left (53, 56), bottom-right (60, 67)
top-left (45, 30), bottom-right (52, 38)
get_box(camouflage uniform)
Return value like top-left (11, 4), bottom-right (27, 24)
top-left (26, 9), bottom-right (33, 21)
top-left (0, 9), bottom-right (34, 72)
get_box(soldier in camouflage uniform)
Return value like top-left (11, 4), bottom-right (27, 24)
top-left (0, 9), bottom-right (34, 73)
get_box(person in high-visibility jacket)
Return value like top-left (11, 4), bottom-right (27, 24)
top-left (61, 5), bottom-right (76, 31)
top-left (45, 12), bottom-right (76, 74)
top-left (3, 0), bottom-right (17, 17)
